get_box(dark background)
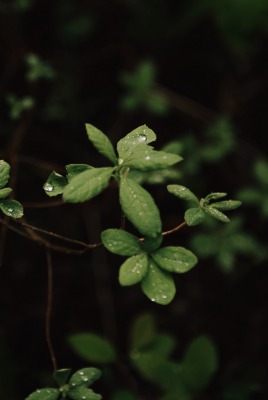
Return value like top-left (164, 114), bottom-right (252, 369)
top-left (0, 0), bottom-right (268, 399)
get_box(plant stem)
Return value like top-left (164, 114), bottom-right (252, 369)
top-left (162, 221), bottom-right (187, 236)
top-left (45, 249), bottom-right (58, 371)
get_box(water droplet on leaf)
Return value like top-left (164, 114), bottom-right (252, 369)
top-left (44, 183), bottom-right (53, 192)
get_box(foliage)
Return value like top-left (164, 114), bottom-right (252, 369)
top-left (1, 124), bottom-right (241, 399)
top-left (0, 160), bottom-right (23, 218)
top-left (25, 368), bottom-right (102, 400)
top-left (120, 61), bottom-right (168, 115)
top-left (1, 0), bottom-right (267, 398)
top-left (43, 124), bottom-right (240, 305)
top-left (68, 313), bottom-right (218, 400)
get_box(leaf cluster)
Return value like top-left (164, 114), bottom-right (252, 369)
top-left (168, 185), bottom-right (241, 226)
top-left (129, 314), bottom-right (218, 399)
top-left (67, 314), bottom-right (218, 400)
top-left (25, 368), bottom-right (102, 400)
top-left (0, 160), bottom-right (23, 218)
top-left (101, 228), bottom-right (197, 305)
top-left (43, 124), bottom-right (182, 240)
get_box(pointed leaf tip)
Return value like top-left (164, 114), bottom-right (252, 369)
top-left (204, 206), bottom-right (230, 222)
top-left (117, 125), bottom-right (156, 159)
top-left (151, 246), bottom-right (198, 273)
top-left (167, 185), bottom-right (199, 204)
top-left (86, 124), bottom-right (117, 165)
top-left (119, 252), bottom-right (148, 286)
top-left (141, 259), bottom-right (176, 305)
top-left (0, 199), bottom-right (24, 218)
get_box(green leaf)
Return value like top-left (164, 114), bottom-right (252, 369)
top-left (181, 336), bottom-right (218, 391)
top-left (86, 124), bottom-right (117, 165)
top-left (68, 387), bottom-right (102, 400)
top-left (0, 187), bottom-right (12, 199)
top-left (101, 229), bottom-right (141, 256)
top-left (117, 125), bottom-right (156, 159)
top-left (63, 167), bottom-right (114, 203)
top-left (254, 159), bottom-right (268, 185)
top-left (204, 192), bottom-right (227, 204)
top-left (119, 252), bottom-right (148, 286)
top-left (68, 333), bottom-right (116, 364)
top-left (43, 172), bottom-right (67, 197)
top-left (184, 208), bottom-right (205, 226)
top-left (123, 150), bottom-right (182, 171)
top-left (167, 185), bottom-right (199, 204)
top-left (53, 368), bottom-right (71, 386)
top-left (66, 164), bottom-right (93, 182)
top-left (119, 177), bottom-right (162, 237)
top-left (25, 388), bottom-right (59, 400)
top-left (130, 313), bottom-right (157, 351)
top-left (150, 334), bottom-right (176, 359)
top-left (141, 259), bottom-right (176, 305)
top-left (151, 246), bottom-right (198, 273)
top-left (69, 368), bottom-right (101, 388)
top-left (204, 206), bottom-right (230, 222)
top-left (0, 199), bottom-right (24, 218)
top-left (210, 200), bottom-right (242, 211)
top-left (0, 160), bottom-right (10, 189)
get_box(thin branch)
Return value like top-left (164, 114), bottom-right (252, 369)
top-left (1, 216), bottom-right (187, 256)
top-left (16, 220), bottom-right (98, 248)
top-left (45, 249), bottom-right (58, 371)
top-left (0, 217), bottom-right (95, 255)
top-left (162, 221), bottom-right (187, 236)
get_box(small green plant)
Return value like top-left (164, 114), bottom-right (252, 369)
top-left (42, 124), bottom-right (240, 305)
top-left (26, 368), bottom-right (102, 400)
top-left (0, 160), bottom-right (23, 218)
top-left (1, 124), bottom-right (241, 399)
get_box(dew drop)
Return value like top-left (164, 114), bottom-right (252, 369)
top-left (44, 183), bottom-right (53, 192)
top-left (137, 132), bottom-right (147, 142)
top-left (79, 371), bottom-right (84, 375)
top-left (118, 158), bottom-right (124, 165)
top-left (37, 390), bottom-right (41, 393)
top-left (7, 207), bottom-right (13, 213)
top-left (145, 155), bottom-right (150, 160)
top-left (82, 377), bottom-right (89, 382)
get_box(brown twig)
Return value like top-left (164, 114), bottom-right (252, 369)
top-left (45, 249), bottom-right (58, 371)
top-left (0, 217), bottom-right (100, 255)
top-left (162, 221), bottom-right (187, 236)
